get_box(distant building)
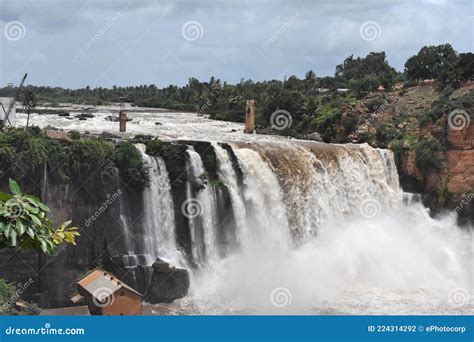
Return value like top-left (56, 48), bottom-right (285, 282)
top-left (336, 88), bottom-right (349, 93)
top-left (0, 97), bottom-right (16, 127)
top-left (71, 269), bottom-right (143, 316)
top-left (6, 83), bottom-right (14, 88)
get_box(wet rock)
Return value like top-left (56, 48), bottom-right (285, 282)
top-left (307, 132), bottom-right (323, 142)
top-left (106, 115), bottom-right (132, 122)
top-left (145, 259), bottom-right (190, 303)
top-left (76, 113), bottom-right (95, 120)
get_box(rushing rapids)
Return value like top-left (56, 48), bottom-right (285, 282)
top-left (15, 107), bottom-right (474, 314)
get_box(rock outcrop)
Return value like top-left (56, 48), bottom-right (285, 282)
top-left (145, 259), bottom-right (190, 303)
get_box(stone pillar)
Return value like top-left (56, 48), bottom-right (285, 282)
top-left (119, 111), bottom-right (127, 132)
top-left (244, 100), bottom-right (255, 134)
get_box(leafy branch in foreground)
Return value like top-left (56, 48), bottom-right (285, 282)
top-left (0, 178), bottom-right (79, 253)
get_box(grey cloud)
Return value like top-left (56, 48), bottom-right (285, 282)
top-left (0, 0), bottom-right (471, 88)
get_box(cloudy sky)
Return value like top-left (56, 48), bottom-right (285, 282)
top-left (0, 0), bottom-right (472, 89)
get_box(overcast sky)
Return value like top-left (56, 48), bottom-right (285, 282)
top-left (0, 0), bottom-right (472, 89)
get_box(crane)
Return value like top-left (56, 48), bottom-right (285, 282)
top-left (0, 73), bottom-right (28, 131)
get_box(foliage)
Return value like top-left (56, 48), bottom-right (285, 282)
top-left (0, 278), bottom-right (40, 315)
top-left (335, 52), bottom-right (397, 96)
top-left (375, 123), bottom-right (399, 148)
top-left (69, 130), bottom-right (81, 140)
top-left (60, 138), bottom-right (115, 187)
top-left (404, 44), bottom-right (472, 87)
top-left (0, 179), bottom-right (79, 253)
top-left (414, 135), bottom-right (442, 177)
top-left (146, 140), bottom-right (188, 187)
top-left (114, 142), bottom-right (148, 186)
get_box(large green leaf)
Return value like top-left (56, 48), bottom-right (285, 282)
top-left (29, 214), bottom-right (42, 226)
top-left (39, 238), bottom-right (47, 253)
top-left (9, 230), bottom-right (17, 246)
top-left (37, 202), bottom-right (50, 212)
top-left (4, 223), bottom-right (12, 238)
top-left (24, 195), bottom-right (40, 207)
top-left (24, 203), bottom-right (39, 214)
top-left (26, 227), bottom-right (35, 238)
top-left (8, 179), bottom-right (21, 196)
top-left (15, 219), bottom-right (25, 236)
top-left (0, 192), bottom-right (12, 201)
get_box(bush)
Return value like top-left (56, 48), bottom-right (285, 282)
top-left (415, 135), bottom-right (442, 177)
top-left (366, 95), bottom-right (385, 113)
top-left (375, 123), bottom-right (399, 148)
top-left (146, 140), bottom-right (187, 187)
top-left (114, 142), bottom-right (148, 187)
top-left (0, 278), bottom-right (40, 315)
top-left (69, 131), bottom-right (81, 140)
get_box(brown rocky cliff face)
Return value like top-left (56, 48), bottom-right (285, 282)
top-left (400, 123), bottom-right (473, 195)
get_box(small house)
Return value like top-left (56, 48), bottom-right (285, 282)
top-left (71, 269), bottom-right (143, 315)
top-left (40, 306), bottom-right (90, 316)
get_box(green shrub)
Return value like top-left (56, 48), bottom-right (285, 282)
top-left (69, 131), bottom-right (81, 140)
top-left (0, 278), bottom-right (40, 315)
top-left (415, 135), bottom-right (442, 177)
top-left (114, 142), bottom-right (148, 187)
top-left (146, 140), bottom-right (188, 187)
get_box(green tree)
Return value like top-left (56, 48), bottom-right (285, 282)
top-left (0, 178), bottom-right (79, 253)
top-left (22, 90), bottom-right (37, 130)
top-left (404, 44), bottom-right (458, 84)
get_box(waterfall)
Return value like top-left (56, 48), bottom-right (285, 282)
top-left (111, 167), bottom-right (133, 255)
top-left (231, 146), bottom-right (291, 251)
top-left (185, 146), bottom-right (219, 265)
top-left (177, 141), bottom-right (471, 314)
top-left (211, 143), bottom-right (248, 247)
top-left (136, 144), bottom-right (182, 266)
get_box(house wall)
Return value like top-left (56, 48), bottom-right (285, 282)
top-left (100, 289), bottom-right (142, 316)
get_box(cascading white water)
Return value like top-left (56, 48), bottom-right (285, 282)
top-left (173, 142), bottom-right (472, 315)
top-left (231, 147), bottom-right (291, 251)
top-left (136, 144), bottom-right (182, 266)
top-left (185, 146), bottom-right (220, 265)
top-left (212, 142), bottom-right (249, 247)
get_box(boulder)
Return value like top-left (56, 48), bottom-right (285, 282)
top-left (76, 113), bottom-right (95, 119)
top-left (145, 259), bottom-right (190, 303)
top-left (307, 132), bottom-right (323, 142)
